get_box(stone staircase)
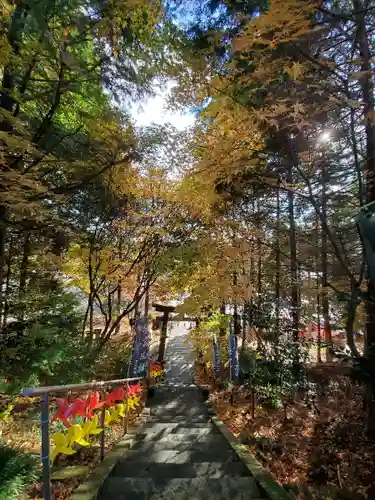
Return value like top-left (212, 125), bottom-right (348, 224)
top-left (98, 384), bottom-right (266, 500)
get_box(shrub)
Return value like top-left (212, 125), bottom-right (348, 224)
top-left (0, 445), bottom-right (38, 500)
top-left (0, 288), bottom-right (94, 392)
top-left (243, 332), bottom-right (313, 409)
top-left (94, 340), bottom-right (132, 379)
top-left (186, 313), bottom-right (229, 369)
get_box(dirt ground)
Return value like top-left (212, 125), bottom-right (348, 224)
top-left (195, 364), bottom-right (375, 500)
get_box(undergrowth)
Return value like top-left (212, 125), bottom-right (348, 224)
top-left (0, 444), bottom-right (38, 499)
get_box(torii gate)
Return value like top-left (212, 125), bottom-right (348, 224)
top-left (152, 303), bottom-right (176, 362)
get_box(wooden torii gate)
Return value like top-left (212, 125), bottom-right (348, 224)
top-left (152, 303), bottom-right (176, 362)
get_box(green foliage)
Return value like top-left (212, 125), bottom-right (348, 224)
top-left (0, 289), bottom-right (94, 392)
top-left (242, 333), bottom-right (312, 408)
top-left (186, 313), bottom-right (229, 368)
top-left (244, 300), bottom-right (274, 330)
top-left (200, 313), bottom-right (229, 337)
top-left (0, 445), bottom-right (38, 500)
top-left (94, 340), bottom-right (132, 379)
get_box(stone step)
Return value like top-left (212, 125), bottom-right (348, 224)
top-left (137, 426), bottom-right (214, 439)
top-left (150, 387), bottom-right (201, 396)
top-left (146, 411), bottom-right (210, 418)
top-left (99, 477), bottom-right (262, 500)
top-left (149, 402), bottom-right (207, 410)
top-left (149, 405), bottom-right (208, 413)
top-left (147, 415), bottom-right (211, 423)
top-left (158, 383), bottom-right (196, 389)
top-left (112, 460), bottom-right (252, 479)
top-left (125, 447), bottom-right (240, 463)
top-left (142, 422), bottom-right (213, 432)
top-left (131, 438), bottom-right (231, 454)
top-left (149, 396), bottom-right (206, 404)
top-left (149, 399), bottom-right (205, 408)
top-left (149, 413), bottom-right (210, 421)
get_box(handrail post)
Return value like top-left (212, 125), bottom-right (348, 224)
top-left (124, 383), bottom-right (129, 435)
top-left (41, 392), bottom-right (52, 500)
top-left (100, 392), bottom-right (105, 462)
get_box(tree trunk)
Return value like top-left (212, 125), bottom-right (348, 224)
top-left (345, 285), bottom-right (361, 359)
top-left (2, 233), bottom-right (13, 328)
top-left (89, 294), bottom-right (94, 344)
top-left (256, 227), bottom-right (262, 350)
top-left (248, 215), bottom-right (255, 342)
top-left (241, 306), bottom-right (247, 356)
top-left (115, 283), bottom-right (122, 335)
top-left (219, 301), bottom-right (226, 334)
top-left (0, 4), bottom-right (29, 320)
top-left (144, 286), bottom-right (150, 320)
top-left (18, 231), bottom-right (31, 320)
top-left (0, 3), bottom-right (28, 115)
top-left (115, 238), bottom-right (123, 335)
top-left (233, 271), bottom-right (241, 336)
top-left (287, 156), bottom-right (300, 377)
top-left (275, 182), bottom-right (281, 334)
top-left (316, 269), bottom-right (322, 364)
top-left (19, 231), bottom-right (30, 295)
top-left (134, 273), bottom-right (141, 319)
top-left (233, 302), bottom-right (240, 335)
top-left (321, 160), bottom-right (333, 361)
top-left (315, 217), bottom-right (322, 363)
top-left (353, 0), bottom-right (375, 436)
top-left (257, 201), bottom-right (262, 308)
top-left (287, 161), bottom-right (299, 341)
top-left (0, 207), bottom-right (6, 325)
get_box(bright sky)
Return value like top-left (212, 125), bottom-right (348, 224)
top-left (130, 81), bottom-right (195, 130)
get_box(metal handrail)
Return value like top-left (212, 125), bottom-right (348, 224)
top-left (22, 375), bottom-right (145, 500)
top-left (21, 376), bottom-right (144, 397)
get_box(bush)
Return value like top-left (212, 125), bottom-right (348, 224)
top-left (243, 333), bottom-right (313, 408)
top-left (0, 289), bottom-right (95, 392)
top-left (94, 340), bottom-right (132, 379)
top-left (186, 313), bottom-right (229, 369)
top-left (0, 445), bottom-right (38, 499)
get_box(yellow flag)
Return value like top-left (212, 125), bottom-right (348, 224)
top-left (84, 414), bottom-right (104, 436)
top-left (67, 424), bottom-right (90, 447)
top-left (116, 403), bottom-right (126, 417)
top-left (109, 406), bottom-right (121, 423)
top-left (50, 433), bottom-right (75, 464)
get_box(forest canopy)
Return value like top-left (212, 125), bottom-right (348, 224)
top-left (0, 0), bottom-right (375, 434)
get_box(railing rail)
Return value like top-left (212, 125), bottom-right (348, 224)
top-left (21, 376), bottom-right (144, 397)
top-left (21, 376), bottom-right (145, 500)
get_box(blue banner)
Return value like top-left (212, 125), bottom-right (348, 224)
top-left (130, 320), bottom-right (140, 377)
top-left (212, 334), bottom-right (221, 375)
top-left (130, 318), bottom-right (149, 377)
top-left (137, 319), bottom-right (150, 377)
top-left (228, 322), bottom-right (239, 382)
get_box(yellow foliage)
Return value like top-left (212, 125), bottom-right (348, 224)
top-left (234, 0), bottom-right (315, 53)
top-left (0, 403), bottom-right (14, 421)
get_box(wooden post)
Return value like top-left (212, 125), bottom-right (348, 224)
top-left (152, 304), bottom-right (175, 363)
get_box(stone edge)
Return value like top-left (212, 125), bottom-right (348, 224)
top-left (211, 416), bottom-right (292, 500)
top-left (194, 380), bottom-right (291, 500)
top-left (69, 408), bottom-right (150, 500)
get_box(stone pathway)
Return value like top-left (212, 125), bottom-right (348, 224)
top-left (163, 321), bottom-right (194, 384)
top-left (99, 322), bottom-right (265, 499)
